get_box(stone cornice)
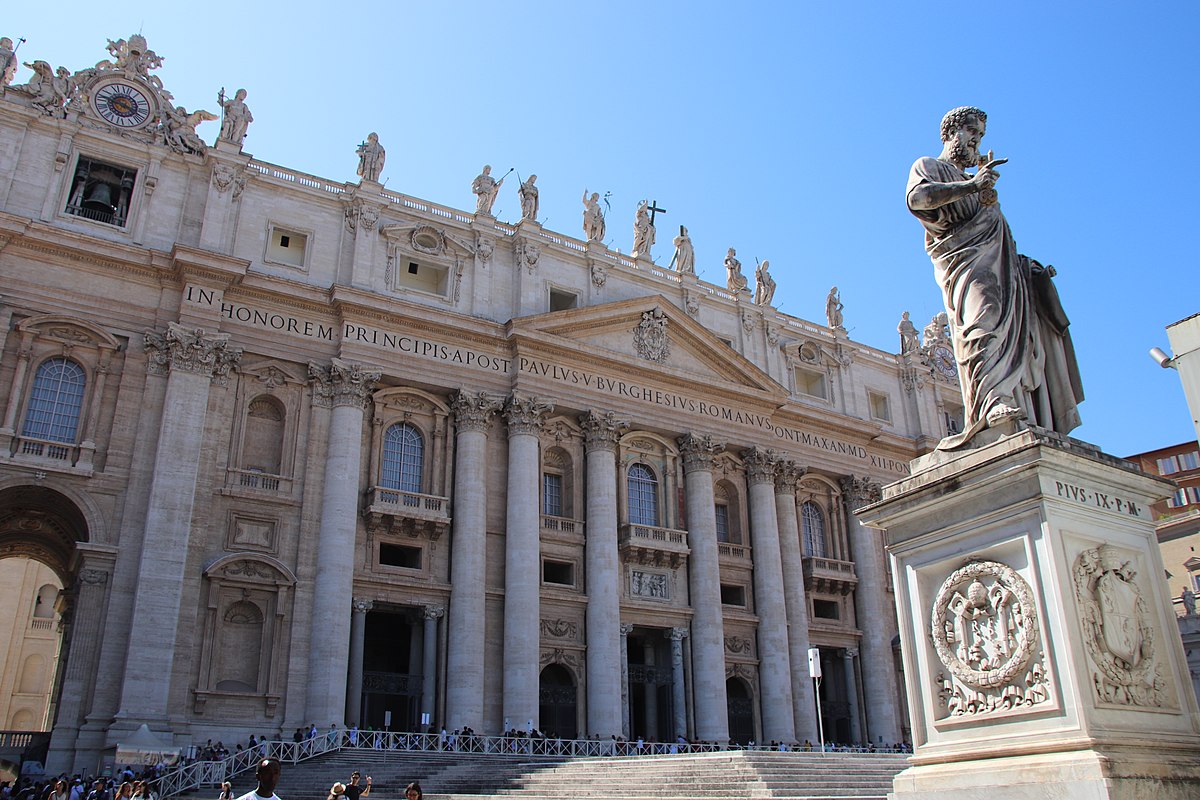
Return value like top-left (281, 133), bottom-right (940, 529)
top-left (170, 244), bottom-right (250, 289)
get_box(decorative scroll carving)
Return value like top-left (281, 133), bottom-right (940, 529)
top-left (839, 475), bottom-right (882, 510)
top-left (931, 559), bottom-right (1049, 717)
top-left (307, 358), bottom-right (380, 409)
top-left (634, 307), bottom-right (670, 363)
top-left (741, 447), bottom-right (778, 485)
top-left (678, 433), bottom-right (723, 474)
top-left (503, 392), bottom-right (553, 436)
top-left (449, 390), bottom-right (501, 433)
top-left (423, 605), bottom-right (445, 621)
top-left (79, 568), bottom-right (110, 586)
top-left (219, 561), bottom-right (282, 581)
top-left (774, 460), bottom-right (806, 493)
top-left (684, 290), bottom-right (700, 318)
top-left (145, 322), bottom-right (242, 382)
top-left (351, 597), bottom-right (374, 614)
top-left (580, 411), bottom-right (628, 452)
top-left (476, 235), bottom-right (494, 268)
top-left (741, 309), bottom-right (755, 334)
top-left (630, 570), bottom-right (668, 599)
top-left (515, 238), bottom-right (541, 274)
top-left (666, 627), bottom-right (688, 643)
top-left (765, 323), bottom-right (780, 346)
top-left (211, 164), bottom-right (248, 198)
top-left (591, 261), bottom-right (607, 288)
top-left (724, 636), bottom-right (753, 655)
top-left (540, 618), bottom-right (578, 640)
top-left (1073, 544), bottom-right (1168, 708)
top-left (344, 200), bottom-right (381, 232)
top-left (620, 623), bottom-right (635, 637)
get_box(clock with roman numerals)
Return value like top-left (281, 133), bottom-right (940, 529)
top-left (92, 80), bottom-right (154, 129)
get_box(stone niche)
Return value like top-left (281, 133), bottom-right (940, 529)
top-left (858, 429), bottom-right (1200, 800)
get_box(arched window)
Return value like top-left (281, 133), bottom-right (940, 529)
top-left (382, 423), bottom-right (424, 493)
top-left (801, 501), bottom-right (827, 557)
top-left (21, 358), bottom-right (86, 443)
top-left (33, 584), bottom-right (58, 619)
top-left (242, 395), bottom-right (285, 474)
top-left (627, 463), bottom-right (659, 526)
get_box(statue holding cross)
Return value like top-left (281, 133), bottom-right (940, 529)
top-left (631, 200), bottom-right (666, 259)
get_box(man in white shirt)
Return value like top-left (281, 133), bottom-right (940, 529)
top-left (234, 759), bottom-right (281, 800)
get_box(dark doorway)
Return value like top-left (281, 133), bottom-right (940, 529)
top-left (539, 664), bottom-right (577, 738)
top-left (726, 677), bottom-right (755, 744)
top-left (817, 648), bottom-right (852, 744)
top-left (360, 609), bottom-right (421, 731)
top-left (626, 631), bottom-right (675, 742)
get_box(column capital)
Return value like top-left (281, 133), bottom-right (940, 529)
top-left (450, 389), bottom-right (502, 432)
top-left (580, 410), bottom-right (629, 452)
top-left (774, 460), bottom-right (807, 493)
top-left (352, 598), bottom-right (374, 614)
top-left (308, 358), bottom-right (381, 409)
top-left (666, 627), bottom-right (689, 642)
top-left (78, 568), bottom-right (110, 587)
top-left (423, 605), bottom-right (445, 621)
top-left (842, 647), bottom-right (859, 659)
top-left (840, 475), bottom-right (882, 510)
top-left (677, 433), bottom-right (723, 473)
top-left (145, 322), bottom-right (242, 383)
top-left (503, 391), bottom-right (553, 436)
top-left (740, 446), bottom-right (779, 485)
top-left (620, 623), bottom-right (635, 637)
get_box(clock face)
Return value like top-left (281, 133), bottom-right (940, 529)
top-left (932, 345), bottom-right (958, 378)
top-left (93, 81), bottom-right (154, 128)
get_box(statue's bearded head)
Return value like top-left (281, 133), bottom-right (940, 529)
top-left (941, 106), bottom-right (987, 169)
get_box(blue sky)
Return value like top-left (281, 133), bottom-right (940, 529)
top-left (6, 2), bottom-right (1197, 456)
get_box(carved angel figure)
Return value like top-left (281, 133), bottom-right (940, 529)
top-left (165, 106), bottom-right (217, 155)
top-left (12, 60), bottom-right (68, 113)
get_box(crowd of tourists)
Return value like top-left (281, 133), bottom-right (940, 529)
top-left (1, 773), bottom-right (163, 800)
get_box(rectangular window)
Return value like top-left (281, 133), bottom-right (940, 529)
top-left (1158, 456), bottom-right (1181, 475)
top-left (543, 473), bottom-right (563, 517)
top-left (1179, 451), bottom-right (1200, 471)
top-left (868, 390), bottom-right (892, 422)
top-left (1169, 488), bottom-right (1188, 508)
top-left (795, 368), bottom-right (827, 400)
top-left (549, 288), bottom-right (578, 312)
top-left (395, 259), bottom-right (448, 295)
top-left (379, 543), bottom-right (421, 569)
top-left (944, 404), bottom-right (964, 435)
top-left (65, 156), bottom-right (137, 228)
top-left (813, 599), bottom-right (840, 620)
top-left (720, 584), bottom-right (746, 606)
top-left (266, 225), bottom-right (308, 268)
top-left (1187, 486), bottom-right (1200, 504)
top-left (542, 559), bottom-right (574, 586)
top-left (715, 504), bottom-right (730, 543)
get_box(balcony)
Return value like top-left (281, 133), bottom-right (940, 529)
top-left (364, 486), bottom-right (451, 539)
top-left (619, 523), bottom-right (690, 568)
top-left (802, 556), bottom-right (858, 595)
top-left (541, 514), bottom-right (585, 543)
top-left (3, 434), bottom-right (95, 475)
top-left (718, 541), bottom-right (752, 565)
top-left (229, 468), bottom-right (294, 494)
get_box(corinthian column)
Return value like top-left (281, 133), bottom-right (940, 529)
top-left (115, 324), bottom-right (242, 728)
top-left (677, 433), bottom-right (728, 743)
top-left (445, 391), bottom-right (500, 731)
top-left (741, 447), bottom-right (795, 743)
top-left (841, 475), bottom-right (901, 745)
top-left (304, 359), bottom-right (380, 725)
top-left (346, 598), bottom-right (373, 726)
top-left (581, 411), bottom-right (627, 739)
top-left (667, 627), bottom-right (688, 741)
top-left (502, 392), bottom-right (553, 730)
top-left (774, 460), bottom-right (818, 743)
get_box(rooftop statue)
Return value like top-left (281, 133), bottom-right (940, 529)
top-left (631, 200), bottom-right (655, 258)
top-left (518, 174), bottom-right (539, 222)
top-left (0, 37), bottom-right (17, 87)
top-left (671, 226), bottom-right (695, 274)
top-left (724, 248), bottom-right (747, 293)
top-left (754, 260), bottom-right (776, 306)
top-left (906, 106), bottom-right (1083, 447)
top-left (472, 165), bottom-right (504, 216)
top-left (10, 60), bottom-right (69, 114)
top-left (897, 311), bottom-right (919, 355)
top-left (164, 106), bottom-right (217, 155)
top-left (357, 133), bottom-right (386, 183)
top-left (581, 190), bottom-right (605, 243)
top-left (218, 88), bottom-right (253, 147)
top-left (825, 286), bottom-right (843, 330)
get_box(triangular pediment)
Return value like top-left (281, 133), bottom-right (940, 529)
top-left (509, 295), bottom-right (785, 397)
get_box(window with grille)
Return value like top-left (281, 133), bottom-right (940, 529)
top-left (801, 501), bottom-right (827, 557)
top-left (381, 422), bottom-right (424, 493)
top-left (22, 357), bottom-right (86, 443)
top-left (543, 473), bottom-right (563, 517)
top-left (627, 463), bottom-right (659, 526)
top-left (715, 504), bottom-right (730, 543)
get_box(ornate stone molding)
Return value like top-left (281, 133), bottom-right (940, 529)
top-left (79, 568), bottom-right (110, 586)
top-left (211, 164), bottom-right (249, 199)
top-left (931, 559), bottom-right (1049, 718)
top-left (740, 447), bottom-right (778, 485)
top-left (475, 235), bottom-right (494, 268)
top-left (145, 322), bottom-right (242, 382)
top-left (839, 475), bottom-right (882, 510)
top-left (580, 410), bottom-right (629, 453)
top-left (620, 623), bottom-right (635, 637)
top-left (540, 618), bottom-right (578, 640)
top-left (1073, 544), bottom-right (1168, 708)
top-left (724, 635), bottom-right (753, 655)
top-left (423, 605), bottom-right (445, 621)
top-left (684, 290), bottom-right (701, 318)
top-left (774, 460), bottom-right (807, 493)
top-left (590, 261), bottom-right (607, 288)
top-left (352, 598), bottom-right (374, 614)
top-left (344, 200), bottom-right (381, 232)
top-left (740, 309), bottom-right (756, 334)
top-left (666, 627), bottom-right (688, 643)
top-left (503, 392), bottom-right (553, 436)
top-left (678, 433), bottom-right (723, 473)
top-left (307, 358), bottom-right (380, 409)
top-left (634, 307), bottom-right (670, 363)
top-left (449, 390), bottom-right (502, 433)
top-left (515, 238), bottom-right (540, 274)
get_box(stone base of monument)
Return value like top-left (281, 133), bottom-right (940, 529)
top-left (857, 428), bottom-right (1200, 799)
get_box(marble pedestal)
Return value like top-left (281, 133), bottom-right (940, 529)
top-left (857, 429), bottom-right (1200, 800)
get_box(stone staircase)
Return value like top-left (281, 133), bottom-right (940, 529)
top-left (227, 749), bottom-right (908, 800)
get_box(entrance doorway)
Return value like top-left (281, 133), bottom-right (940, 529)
top-left (538, 664), bottom-right (577, 739)
top-left (360, 608), bottom-right (421, 731)
top-left (625, 630), bottom-right (675, 742)
top-left (726, 677), bottom-right (755, 744)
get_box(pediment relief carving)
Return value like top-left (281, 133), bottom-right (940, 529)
top-left (787, 339), bottom-right (850, 370)
top-left (380, 223), bottom-right (474, 262)
top-left (239, 360), bottom-right (304, 390)
top-left (17, 314), bottom-right (122, 352)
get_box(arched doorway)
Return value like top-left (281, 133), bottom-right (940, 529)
top-left (0, 484), bottom-right (98, 773)
top-left (539, 664), bottom-right (577, 739)
top-left (726, 677), bottom-right (755, 745)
